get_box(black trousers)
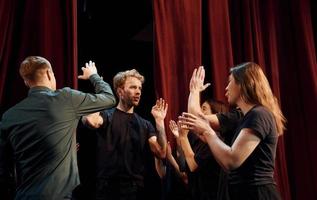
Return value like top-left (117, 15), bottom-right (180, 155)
top-left (229, 183), bottom-right (281, 200)
top-left (96, 178), bottom-right (145, 200)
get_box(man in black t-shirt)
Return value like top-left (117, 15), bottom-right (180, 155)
top-left (83, 69), bottom-right (167, 200)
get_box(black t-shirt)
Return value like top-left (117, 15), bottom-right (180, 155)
top-left (95, 108), bottom-right (156, 183)
top-left (216, 108), bottom-right (243, 144)
top-left (218, 106), bottom-right (278, 185)
top-left (186, 133), bottom-right (220, 200)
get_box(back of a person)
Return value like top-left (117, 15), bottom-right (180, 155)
top-left (3, 87), bottom-right (80, 199)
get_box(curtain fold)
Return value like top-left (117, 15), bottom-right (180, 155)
top-left (0, 0), bottom-right (77, 114)
top-left (153, 0), bottom-right (202, 143)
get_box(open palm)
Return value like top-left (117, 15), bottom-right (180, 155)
top-left (151, 98), bottom-right (168, 121)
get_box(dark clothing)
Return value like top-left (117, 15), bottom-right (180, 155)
top-left (216, 108), bottom-right (243, 200)
top-left (95, 108), bottom-right (156, 200)
top-left (217, 105), bottom-right (280, 200)
top-left (186, 133), bottom-right (220, 200)
top-left (216, 108), bottom-right (243, 144)
top-left (96, 178), bottom-right (145, 200)
top-left (160, 157), bottom-right (190, 200)
top-left (228, 183), bottom-right (281, 200)
top-left (0, 74), bottom-right (116, 200)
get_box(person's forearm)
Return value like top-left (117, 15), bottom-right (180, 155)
top-left (179, 136), bottom-right (198, 172)
top-left (89, 74), bottom-right (116, 105)
top-left (203, 130), bottom-right (234, 171)
top-left (188, 91), bottom-right (203, 116)
top-left (175, 139), bottom-right (187, 172)
top-left (155, 158), bottom-right (166, 178)
top-left (156, 120), bottom-right (167, 148)
top-left (155, 119), bottom-right (167, 156)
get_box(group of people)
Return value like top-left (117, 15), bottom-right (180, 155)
top-left (0, 56), bottom-right (285, 200)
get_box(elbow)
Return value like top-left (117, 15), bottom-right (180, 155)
top-left (151, 145), bottom-right (166, 159)
top-left (222, 157), bottom-right (242, 172)
top-left (108, 95), bottom-right (117, 106)
top-left (158, 148), bottom-right (167, 159)
top-left (99, 94), bottom-right (117, 108)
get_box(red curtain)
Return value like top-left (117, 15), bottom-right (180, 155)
top-left (0, 0), bottom-right (77, 114)
top-left (153, 0), bottom-right (317, 199)
top-left (153, 0), bottom-right (202, 144)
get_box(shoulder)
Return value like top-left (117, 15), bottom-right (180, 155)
top-left (53, 87), bottom-right (77, 99)
top-left (243, 106), bottom-right (276, 139)
top-left (217, 108), bottom-right (243, 123)
top-left (133, 113), bottom-right (155, 131)
top-left (134, 113), bottom-right (151, 125)
top-left (57, 87), bottom-right (82, 95)
top-left (247, 106), bottom-right (274, 123)
top-left (99, 108), bottom-right (116, 121)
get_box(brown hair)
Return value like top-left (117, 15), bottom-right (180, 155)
top-left (202, 99), bottom-right (228, 113)
top-left (19, 56), bottom-right (51, 82)
top-left (230, 62), bottom-right (286, 135)
top-left (113, 69), bottom-right (144, 92)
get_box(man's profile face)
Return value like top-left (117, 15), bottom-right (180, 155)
top-left (118, 76), bottom-right (142, 107)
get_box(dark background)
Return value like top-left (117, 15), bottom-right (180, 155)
top-left (77, 0), bottom-right (155, 118)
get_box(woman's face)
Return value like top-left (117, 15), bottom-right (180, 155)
top-left (225, 74), bottom-right (241, 106)
top-left (201, 102), bottom-right (212, 115)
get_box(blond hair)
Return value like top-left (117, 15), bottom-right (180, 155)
top-left (230, 62), bottom-right (286, 135)
top-left (19, 56), bottom-right (51, 82)
top-left (113, 69), bottom-right (144, 92)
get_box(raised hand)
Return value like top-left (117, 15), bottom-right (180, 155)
top-left (169, 120), bottom-right (179, 138)
top-left (82, 112), bottom-right (103, 128)
top-left (78, 60), bottom-right (98, 80)
top-left (178, 112), bottom-right (213, 142)
top-left (151, 98), bottom-right (168, 121)
top-left (177, 121), bottom-right (189, 138)
top-left (189, 66), bottom-right (211, 92)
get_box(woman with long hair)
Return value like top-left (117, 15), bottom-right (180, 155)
top-left (181, 63), bottom-right (286, 200)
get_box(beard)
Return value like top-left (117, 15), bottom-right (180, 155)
top-left (121, 96), bottom-right (140, 107)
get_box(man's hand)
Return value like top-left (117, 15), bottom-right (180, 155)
top-left (151, 98), bottom-right (168, 122)
top-left (189, 66), bottom-right (211, 93)
top-left (78, 60), bottom-right (98, 80)
top-left (82, 112), bottom-right (103, 129)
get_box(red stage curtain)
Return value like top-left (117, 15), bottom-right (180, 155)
top-left (153, 0), bottom-right (202, 143)
top-left (0, 0), bottom-right (77, 114)
top-left (154, 0), bottom-right (317, 199)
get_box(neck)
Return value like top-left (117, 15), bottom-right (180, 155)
top-left (237, 100), bottom-right (256, 115)
top-left (117, 101), bottom-right (134, 113)
top-left (29, 82), bottom-right (53, 90)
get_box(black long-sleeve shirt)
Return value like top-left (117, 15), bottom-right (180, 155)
top-left (0, 74), bottom-right (116, 199)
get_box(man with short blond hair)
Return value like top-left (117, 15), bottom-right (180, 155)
top-left (83, 69), bottom-right (167, 200)
top-left (0, 56), bottom-right (116, 199)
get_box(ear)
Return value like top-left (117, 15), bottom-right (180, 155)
top-left (117, 87), bottom-right (123, 98)
top-left (46, 69), bottom-right (52, 81)
top-left (24, 80), bottom-right (30, 88)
